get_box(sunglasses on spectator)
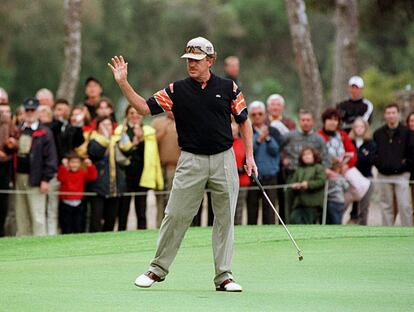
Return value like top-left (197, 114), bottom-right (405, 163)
top-left (250, 112), bottom-right (264, 117)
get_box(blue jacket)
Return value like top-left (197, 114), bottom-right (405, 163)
top-left (253, 127), bottom-right (280, 178)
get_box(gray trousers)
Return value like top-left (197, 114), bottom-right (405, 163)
top-left (378, 172), bottom-right (412, 226)
top-left (149, 149), bottom-right (239, 286)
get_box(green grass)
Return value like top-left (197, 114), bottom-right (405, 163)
top-left (1, 226), bottom-right (414, 312)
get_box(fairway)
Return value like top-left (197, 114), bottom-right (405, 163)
top-left (1, 226), bottom-right (413, 312)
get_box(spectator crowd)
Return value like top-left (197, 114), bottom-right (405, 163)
top-left (1, 57), bottom-right (414, 237)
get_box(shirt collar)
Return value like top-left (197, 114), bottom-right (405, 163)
top-left (23, 120), bottom-right (40, 131)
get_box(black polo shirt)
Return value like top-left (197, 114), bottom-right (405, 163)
top-left (147, 72), bottom-right (248, 155)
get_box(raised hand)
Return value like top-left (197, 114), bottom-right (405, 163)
top-left (108, 56), bottom-right (128, 83)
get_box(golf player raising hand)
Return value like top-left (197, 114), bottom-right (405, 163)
top-left (108, 37), bottom-right (257, 292)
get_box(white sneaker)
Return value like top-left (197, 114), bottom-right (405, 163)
top-left (216, 279), bottom-right (243, 292)
top-left (134, 271), bottom-right (163, 288)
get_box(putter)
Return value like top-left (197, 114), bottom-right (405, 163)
top-left (251, 171), bottom-right (304, 261)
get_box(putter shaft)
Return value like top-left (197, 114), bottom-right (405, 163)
top-left (252, 172), bottom-right (304, 261)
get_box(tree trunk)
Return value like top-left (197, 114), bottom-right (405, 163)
top-left (57, 0), bottom-right (82, 104)
top-left (284, 0), bottom-right (324, 118)
top-left (332, 0), bottom-right (359, 103)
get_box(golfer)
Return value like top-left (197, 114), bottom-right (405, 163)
top-left (108, 37), bottom-right (257, 292)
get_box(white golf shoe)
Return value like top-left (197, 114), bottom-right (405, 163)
top-left (134, 271), bottom-right (164, 288)
top-left (216, 279), bottom-right (243, 292)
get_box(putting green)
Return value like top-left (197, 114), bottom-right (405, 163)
top-left (1, 226), bottom-right (413, 312)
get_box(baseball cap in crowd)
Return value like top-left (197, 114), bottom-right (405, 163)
top-left (181, 37), bottom-right (215, 60)
top-left (23, 98), bottom-right (40, 111)
top-left (348, 76), bottom-right (364, 88)
top-left (85, 76), bottom-right (102, 87)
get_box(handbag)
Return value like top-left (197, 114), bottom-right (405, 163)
top-left (344, 167), bottom-right (370, 201)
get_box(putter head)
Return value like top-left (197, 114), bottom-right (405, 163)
top-left (298, 251), bottom-right (304, 261)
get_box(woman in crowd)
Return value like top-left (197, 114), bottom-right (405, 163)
top-left (87, 115), bottom-right (131, 232)
top-left (348, 117), bottom-right (376, 225)
top-left (118, 105), bottom-right (163, 230)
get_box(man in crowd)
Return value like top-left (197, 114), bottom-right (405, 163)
top-left (84, 76), bottom-right (103, 119)
top-left (336, 76), bottom-right (373, 133)
top-left (223, 56), bottom-right (241, 87)
top-left (281, 109), bottom-right (330, 220)
top-left (108, 36), bottom-right (256, 292)
top-left (151, 111), bottom-right (180, 228)
top-left (15, 98), bottom-right (57, 236)
top-left (36, 88), bottom-right (55, 109)
top-left (266, 93), bottom-right (296, 221)
top-left (246, 101), bottom-right (280, 225)
top-left (373, 103), bottom-right (414, 226)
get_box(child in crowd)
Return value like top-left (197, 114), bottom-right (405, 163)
top-left (289, 147), bottom-right (326, 224)
top-left (57, 151), bottom-right (97, 234)
top-left (327, 158), bottom-right (349, 224)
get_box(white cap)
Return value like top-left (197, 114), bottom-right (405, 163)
top-left (181, 37), bottom-right (215, 60)
top-left (348, 76), bottom-right (364, 88)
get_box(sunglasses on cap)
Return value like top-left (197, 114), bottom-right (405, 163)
top-left (184, 46), bottom-right (208, 55)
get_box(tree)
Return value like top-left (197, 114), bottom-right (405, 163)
top-left (332, 0), bottom-right (358, 103)
top-left (56, 0), bottom-right (82, 104)
top-left (284, 0), bottom-right (324, 117)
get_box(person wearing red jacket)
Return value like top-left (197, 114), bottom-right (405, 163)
top-left (57, 151), bottom-right (97, 234)
top-left (317, 108), bottom-right (357, 171)
top-left (231, 121), bottom-right (250, 225)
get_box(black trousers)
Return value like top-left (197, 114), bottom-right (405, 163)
top-left (89, 196), bottom-right (120, 232)
top-left (247, 176), bottom-right (278, 225)
top-left (59, 201), bottom-right (84, 234)
top-left (119, 177), bottom-right (148, 230)
top-left (0, 161), bottom-right (12, 237)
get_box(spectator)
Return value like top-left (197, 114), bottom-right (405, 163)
top-left (336, 76), bottom-right (373, 133)
top-left (231, 120), bottom-right (250, 225)
top-left (36, 88), bottom-right (54, 109)
top-left (0, 100), bottom-right (18, 236)
top-left (87, 116), bottom-right (131, 232)
top-left (406, 112), bottom-right (414, 222)
top-left (281, 109), bottom-right (330, 220)
top-left (373, 103), bottom-right (414, 226)
top-left (246, 101), bottom-right (280, 225)
top-left (266, 93), bottom-right (296, 222)
top-left (38, 105), bottom-right (54, 125)
top-left (57, 152), bottom-right (97, 234)
top-left (15, 98), bottom-right (57, 236)
top-left (317, 107), bottom-right (357, 170)
top-left (150, 111), bottom-right (181, 228)
top-left (266, 94), bottom-right (296, 135)
top-left (327, 158), bottom-right (349, 224)
top-left (84, 76), bottom-right (103, 120)
top-left (348, 117), bottom-right (376, 224)
top-left (71, 104), bottom-right (93, 159)
top-left (90, 97), bottom-right (117, 130)
top-left (289, 148), bottom-right (326, 224)
top-left (223, 56), bottom-right (241, 86)
top-left (44, 99), bottom-right (86, 235)
top-left (51, 99), bottom-right (85, 161)
top-left (14, 105), bottom-right (26, 129)
top-left (118, 105), bottom-right (164, 230)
